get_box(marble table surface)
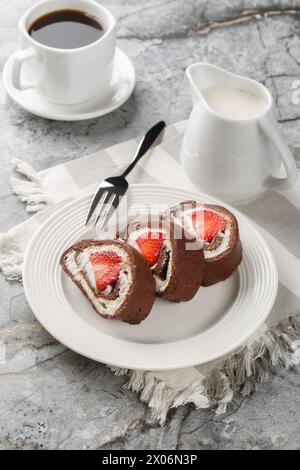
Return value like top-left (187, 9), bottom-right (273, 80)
top-left (1, 0), bottom-right (300, 450)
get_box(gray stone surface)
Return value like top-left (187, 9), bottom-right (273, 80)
top-left (1, 0), bottom-right (300, 450)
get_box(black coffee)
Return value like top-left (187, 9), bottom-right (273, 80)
top-left (28, 9), bottom-right (104, 49)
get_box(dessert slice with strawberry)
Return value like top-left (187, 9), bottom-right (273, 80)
top-left (60, 239), bottom-right (155, 324)
top-left (126, 220), bottom-right (204, 302)
top-left (169, 201), bottom-right (242, 286)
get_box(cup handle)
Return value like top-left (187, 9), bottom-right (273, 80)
top-left (259, 114), bottom-right (297, 190)
top-left (11, 47), bottom-right (40, 91)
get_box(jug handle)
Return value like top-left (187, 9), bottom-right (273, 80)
top-left (259, 115), bottom-right (297, 190)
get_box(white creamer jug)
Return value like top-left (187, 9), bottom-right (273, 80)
top-left (181, 63), bottom-right (297, 203)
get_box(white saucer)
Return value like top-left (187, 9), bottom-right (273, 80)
top-left (23, 184), bottom-right (278, 371)
top-left (3, 47), bottom-right (135, 121)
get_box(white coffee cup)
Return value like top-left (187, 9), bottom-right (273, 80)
top-left (11, 0), bottom-right (116, 104)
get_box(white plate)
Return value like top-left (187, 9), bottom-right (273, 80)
top-left (3, 48), bottom-right (135, 121)
top-left (23, 184), bottom-right (278, 370)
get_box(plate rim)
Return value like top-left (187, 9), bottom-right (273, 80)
top-left (23, 183), bottom-right (278, 370)
top-left (3, 47), bottom-right (136, 121)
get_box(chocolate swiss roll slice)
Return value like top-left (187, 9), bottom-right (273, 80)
top-left (169, 201), bottom-right (242, 287)
top-left (60, 239), bottom-right (156, 324)
top-left (125, 220), bottom-right (205, 302)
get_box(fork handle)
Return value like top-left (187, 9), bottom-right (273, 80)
top-left (121, 121), bottom-right (166, 178)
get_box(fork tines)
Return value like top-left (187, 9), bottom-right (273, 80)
top-left (94, 191), bottom-right (117, 230)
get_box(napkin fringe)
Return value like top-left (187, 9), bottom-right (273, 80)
top-left (0, 233), bottom-right (23, 281)
top-left (10, 159), bottom-right (50, 212)
top-left (110, 315), bottom-right (300, 425)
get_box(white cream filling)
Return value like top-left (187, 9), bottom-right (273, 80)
top-left (127, 227), bottom-right (172, 293)
top-left (177, 208), bottom-right (230, 259)
top-left (153, 240), bottom-right (172, 293)
top-left (65, 244), bottom-right (132, 317)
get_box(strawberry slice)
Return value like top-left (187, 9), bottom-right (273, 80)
top-left (192, 210), bottom-right (226, 243)
top-left (90, 251), bottom-right (122, 293)
top-left (136, 231), bottom-right (164, 266)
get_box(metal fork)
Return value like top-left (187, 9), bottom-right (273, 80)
top-left (85, 121), bottom-right (166, 230)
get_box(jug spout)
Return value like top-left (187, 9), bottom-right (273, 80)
top-left (186, 62), bottom-right (271, 109)
top-left (186, 62), bottom-right (240, 106)
top-left (186, 62), bottom-right (225, 105)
